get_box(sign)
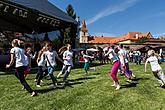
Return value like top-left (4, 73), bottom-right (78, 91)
top-left (0, 1), bottom-right (28, 18)
top-left (0, 1), bottom-right (61, 29)
top-left (37, 14), bottom-right (61, 27)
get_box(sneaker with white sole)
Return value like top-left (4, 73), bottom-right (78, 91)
top-left (36, 85), bottom-right (41, 87)
top-left (31, 91), bottom-right (37, 97)
top-left (115, 85), bottom-right (121, 90)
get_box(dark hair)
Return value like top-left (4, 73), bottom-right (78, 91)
top-left (119, 44), bottom-right (123, 48)
top-left (110, 44), bottom-right (115, 49)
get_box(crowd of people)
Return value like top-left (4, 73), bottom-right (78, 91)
top-left (5, 39), bottom-right (165, 96)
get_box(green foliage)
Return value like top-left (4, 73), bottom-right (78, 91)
top-left (1, 63), bottom-right (165, 110)
top-left (59, 4), bottom-right (77, 47)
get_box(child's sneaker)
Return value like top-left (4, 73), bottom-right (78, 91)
top-left (31, 91), bottom-right (37, 97)
top-left (115, 85), bottom-right (121, 90)
top-left (111, 84), bottom-right (116, 87)
top-left (36, 85), bottom-right (41, 88)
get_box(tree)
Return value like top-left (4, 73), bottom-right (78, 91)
top-left (59, 4), bottom-right (77, 48)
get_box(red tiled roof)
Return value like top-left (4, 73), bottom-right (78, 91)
top-left (88, 32), bottom-right (151, 44)
top-left (88, 36), bottom-right (116, 44)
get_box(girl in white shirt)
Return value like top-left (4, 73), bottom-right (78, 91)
top-left (57, 44), bottom-right (73, 84)
top-left (145, 50), bottom-right (165, 87)
top-left (6, 39), bottom-right (37, 96)
top-left (45, 43), bottom-right (63, 88)
top-left (118, 45), bottom-right (134, 82)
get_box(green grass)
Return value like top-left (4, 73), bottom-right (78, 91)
top-left (0, 63), bottom-right (165, 110)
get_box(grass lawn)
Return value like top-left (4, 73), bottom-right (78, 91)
top-left (0, 63), bottom-right (165, 110)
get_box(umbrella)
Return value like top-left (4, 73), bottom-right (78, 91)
top-left (87, 48), bottom-right (99, 52)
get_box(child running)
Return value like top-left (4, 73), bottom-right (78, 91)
top-left (57, 44), bottom-right (73, 84)
top-left (105, 45), bottom-right (121, 90)
top-left (36, 46), bottom-right (47, 87)
top-left (45, 43), bottom-right (63, 88)
top-left (6, 39), bottom-right (37, 96)
top-left (81, 51), bottom-right (94, 74)
top-left (24, 47), bottom-right (37, 78)
top-left (145, 50), bottom-right (165, 87)
top-left (118, 44), bottom-right (134, 82)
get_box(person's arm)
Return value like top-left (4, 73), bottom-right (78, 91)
top-left (105, 49), bottom-right (112, 56)
top-left (28, 56), bottom-right (31, 68)
top-left (55, 51), bottom-right (63, 63)
top-left (144, 59), bottom-right (149, 72)
top-left (36, 51), bottom-right (42, 64)
top-left (31, 52), bottom-right (37, 59)
top-left (6, 53), bottom-right (14, 68)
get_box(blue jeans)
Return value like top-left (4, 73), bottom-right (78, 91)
top-left (48, 66), bottom-right (57, 85)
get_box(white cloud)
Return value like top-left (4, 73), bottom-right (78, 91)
top-left (86, 0), bottom-right (139, 25)
top-left (153, 32), bottom-right (165, 37)
top-left (90, 32), bottom-right (117, 37)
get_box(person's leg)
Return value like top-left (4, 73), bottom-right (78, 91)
top-left (37, 66), bottom-right (43, 86)
top-left (35, 67), bottom-right (40, 81)
top-left (16, 67), bottom-right (34, 94)
top-left (48, 66), bottom-right (57, 86)
top-left (110, 61), bottom-right (120, 89)
top-left (57, 65), bottom-right (66, 78)
top-left (43, 68), bottom-right (48, 78)
top-left (63, 65), bottom-right (72, 82)
top-left (157, 70), bottom-right (165, 86)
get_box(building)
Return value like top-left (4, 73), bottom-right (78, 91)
top-left (79, 20), bottom-right (165, 49)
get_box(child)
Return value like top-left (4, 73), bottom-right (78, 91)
top-left (118, 44), bottom-right (134, 82)
top-left (45, 43), bottom-right (63, 88)
top-left (24, 47), bottom-right (37, 77)
top-left (36, 46), bottom-right (47, 87)
top-left (105, 45), bottom-right (120, 90)
top-left (81, 51), bottom-right (94, 74)
top-left (145, 50), bottom-right (165, 87)
top-left (6, 39), bottom-right (37, 96)
top-left (57, 44), bottom-right (73, 84)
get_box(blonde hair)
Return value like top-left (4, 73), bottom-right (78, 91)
top-left (148, 49), bottom-right (161, 59)
top-left (58, 44), bottom-right (71, 55)
top-left (147, 50), bottom-right (155, 56)
top-left (11, 39), bottom-right (19, 47)
top-left (58, 46), bottom-right (67, 55)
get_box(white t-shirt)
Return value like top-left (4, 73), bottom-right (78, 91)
top-left (105, 48), bottom-right (118, 63)
top-left (38, 53), bottom-right (46, 67)
top-left (24, 55), bottom-right (29, 66)
top-left (118, 49), bottom-right (128, 63)
top-left (10, 47), bottom-right (27, 67)
top-left (146, 56), bottom-right (161, 71)
top-left (45, 50), bottom-right (58, 67)
top-left (63, 50), bottom-right (73, 66)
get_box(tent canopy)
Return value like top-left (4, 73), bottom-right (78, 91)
top-left (0, 0), bottom-right (77, 33)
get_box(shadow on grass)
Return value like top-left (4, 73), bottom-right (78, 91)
top-left (36, 76), bottom-right (95, 93)
top-left (68, 76), bottom-right (96, 82)
top-left (36, 81), bottom-right (83, 93)
top-left (132, 77), bottom-right (150, 81)
top-left (121, 82), bottom-right (138, 88)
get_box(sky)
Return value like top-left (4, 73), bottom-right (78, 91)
top-left (49, 0), bottom-right (165, 37)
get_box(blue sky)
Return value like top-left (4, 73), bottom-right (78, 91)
top-left (49, 0), bottom-right (165, 37)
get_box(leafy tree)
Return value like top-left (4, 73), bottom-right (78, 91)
top-left (59, 4), bottom-right (77, 48)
